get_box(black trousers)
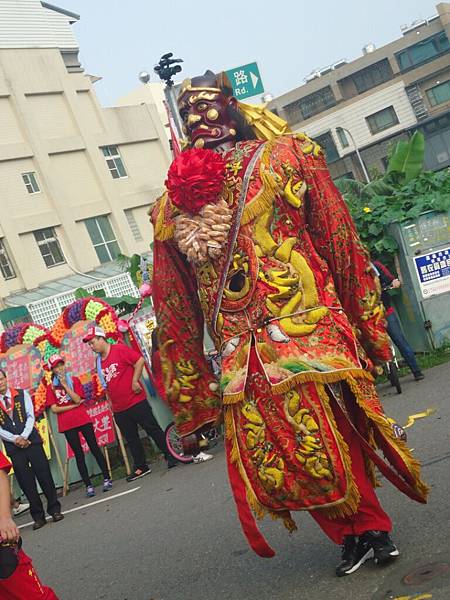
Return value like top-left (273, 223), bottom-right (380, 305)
top-left (9, 443), bottom-right (61, 523)
top-left (64, 423), bottom-right (110, 486)
top-left (114, 400), bottom-right (170, 470)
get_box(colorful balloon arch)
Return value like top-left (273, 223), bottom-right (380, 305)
top-left (0, 299), bottom-right (122, 416)
top-left (0, 323), bottom-right (50, 415)
top-left (45, 297), bottom-right (122, 405)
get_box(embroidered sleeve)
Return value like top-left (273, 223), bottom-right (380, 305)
top-left (152, 239), bottom-right (221, 436)
top-left (298, 142), bottom-right (391, 364)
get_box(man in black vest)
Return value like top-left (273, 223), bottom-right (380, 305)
top-left (0, 370), bottom-right (63, 530)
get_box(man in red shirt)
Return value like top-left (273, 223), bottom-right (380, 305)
top-left (83, 326), bottom-right (178, 480)
top-left (46, 355), bottom-right (112, 497)
top-left (0, 450), bottom-right (59, 599)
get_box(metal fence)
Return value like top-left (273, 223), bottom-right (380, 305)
top-left (27, 272), bottom-right (139, 328)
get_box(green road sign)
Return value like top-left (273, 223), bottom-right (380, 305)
top-left (225, 62), bottom-right (264, 100)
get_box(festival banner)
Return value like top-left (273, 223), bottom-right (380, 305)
top-left (66, 400), bottom-right (115, 459)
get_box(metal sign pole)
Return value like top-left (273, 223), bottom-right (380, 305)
top-left (164, 85), bottom-right (183, 140)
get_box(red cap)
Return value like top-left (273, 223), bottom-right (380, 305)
top-left (47, 354), bottom-right (64, 370)
top-left (82, 325), bottom-right (106, 343)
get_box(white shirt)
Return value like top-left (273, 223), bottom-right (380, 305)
top-left (0, 389), bottom-right (35, 443)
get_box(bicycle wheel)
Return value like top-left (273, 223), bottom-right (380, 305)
top-left (165, 423), bottom-right (194, 463)
top-left (387, 361), bottom-right (402, 394)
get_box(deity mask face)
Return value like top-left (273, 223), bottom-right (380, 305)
top-left (177, 71), bottom-right (238, 150)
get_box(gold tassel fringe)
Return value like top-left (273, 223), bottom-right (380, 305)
top-left (222, 369), bottom-right (374, 405)
top-left (153, 192), bottom-right (175, 241)
top-left (224, 407), bottom-right (267, 520)
top-left (315, 384), bottom-right (361, 519)
top-left (346, 375), bottom-right (430, 501)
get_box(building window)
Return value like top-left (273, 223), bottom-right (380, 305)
top-left (0, 239), bottom-right (16, 280)
top-left (22, 172), bottom-right (40, 194)
top-left (426, 80), bottom-right (450, 107)
top-left (85, 215), bottom-right (121, 264)
top-left (336, 128), bottom-right (349, 148)
top-left (284, 86), bottom-right (336, 123)
top-left (366, 106), bottom-right (399, 135)
top-left (124, 209), bottom-right (143, 242)
top-left (101, 146), bottom-right (127, 179)
top-left (395, 32), bottom-right (450, 72)
top-left (313, 131), bottom-right (339, 163)
top-left (350, 59), bottom-right (393, 94)
top-left (34, 228), bottom-right (65, 268)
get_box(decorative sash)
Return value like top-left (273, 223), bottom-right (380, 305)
top-left (211, 142), bottom-right (266, 332)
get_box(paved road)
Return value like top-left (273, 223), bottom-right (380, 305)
top-left (18, 363), bottom-right (450, 600)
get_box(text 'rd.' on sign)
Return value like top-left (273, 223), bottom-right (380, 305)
top-left (225, 62), bottom-right (264, 100)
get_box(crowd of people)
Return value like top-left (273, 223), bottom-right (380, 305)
top-left (0, 324), bottom-right (214, 597)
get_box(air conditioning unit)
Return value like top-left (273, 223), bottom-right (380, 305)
top-left (304, 70), bottom-right (321, 82)
top-left (362, 43), bottom-right (376, 55)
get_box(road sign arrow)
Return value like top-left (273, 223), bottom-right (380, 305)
top-left (226, 62), bottom-right (264, 99)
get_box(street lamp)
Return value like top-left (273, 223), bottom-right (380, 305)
top-left (335, 126), bottom-right (370, 184)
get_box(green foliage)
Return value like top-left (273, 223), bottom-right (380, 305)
top-left (386, 131), bottom-right (425, 183)
top-left (74, 287), bottom-right (90, 299)
top-left (116, 253), bottom-right (142, 288)
top-left (336, 132), bottom-right (450, 261)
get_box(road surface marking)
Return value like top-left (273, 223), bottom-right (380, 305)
top-left (18, 486), bottom-right (141, 529)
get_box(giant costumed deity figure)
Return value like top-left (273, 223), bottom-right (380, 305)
top-left (150, 71), bottom-right (428, 576)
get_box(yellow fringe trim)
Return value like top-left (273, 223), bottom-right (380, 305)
top-left (268, 509), bottom-right (298, 534)
top-left (241, 140), bottom-right (281, 226)
top-left (346, 375), bottom-right (430, 501)
top-left (365, 425), bottom-right (381, 488)
top-left (271, 368), bottom-right (373, 396)
top-left (314, 384), bottom-right (361, 519)
top-left (224, 407), bottom-right (267, 521)
top-left (223, 390), bottom-right (246, 405)
top-left (222, 369), bottom-right (374, 405)
top-left (153, 192), bottom-right (175, 241)
top-left (225, 406), bottom-right (298, 532)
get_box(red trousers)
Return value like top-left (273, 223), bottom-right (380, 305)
top-left (0, 550), bottom-right (58, 600)
top-left (310, 396), bottom-right (392, 544)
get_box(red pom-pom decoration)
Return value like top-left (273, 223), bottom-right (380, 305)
top-left (165, 148), bottom-right (226, 214)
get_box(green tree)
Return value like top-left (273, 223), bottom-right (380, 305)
top-left (336, 132), bottom-right (450, 263)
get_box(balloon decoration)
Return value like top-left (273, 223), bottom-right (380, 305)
top-left (0, 323), bottom-right (50, 415)
top-left (46, 298), bottom-right (122, 404)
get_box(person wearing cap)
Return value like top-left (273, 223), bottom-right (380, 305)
top-left (0, 370), bottom-right (63, 531)
top-left (0, 448), bottom-right (59, 599)
top-left (46, 355), bottom-right (112, 498)
top-left (83, 326), bottom-right (178, 480)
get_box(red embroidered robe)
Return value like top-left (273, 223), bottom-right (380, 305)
top-left (151, 135), bottom-right (428, 545)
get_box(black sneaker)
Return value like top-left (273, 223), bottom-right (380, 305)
top-left (335, 535), bottom-right (374, 577)
top-left (126, 466), bottom-right (151, 482)
top-left (413, 371), bottom-right (425, 381)
top-left (359, 530), bottom-right (399, 565)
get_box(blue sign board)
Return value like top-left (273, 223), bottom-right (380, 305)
top-left (414, 247), bottom-right (450, 297)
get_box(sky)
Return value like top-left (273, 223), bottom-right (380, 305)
top-left (54, 0), bottom-right (441, 107)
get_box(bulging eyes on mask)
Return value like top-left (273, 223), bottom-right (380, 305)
top-left (180, 93), bottom-right (238, 150)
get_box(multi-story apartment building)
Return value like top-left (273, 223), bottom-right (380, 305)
top-left (0, 0), bottom-right (171, 325)
top-left (269, 2), bottom-right (450, 181)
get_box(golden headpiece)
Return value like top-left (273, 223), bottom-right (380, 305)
top-left (177, 70), bottom-right (290, 142)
